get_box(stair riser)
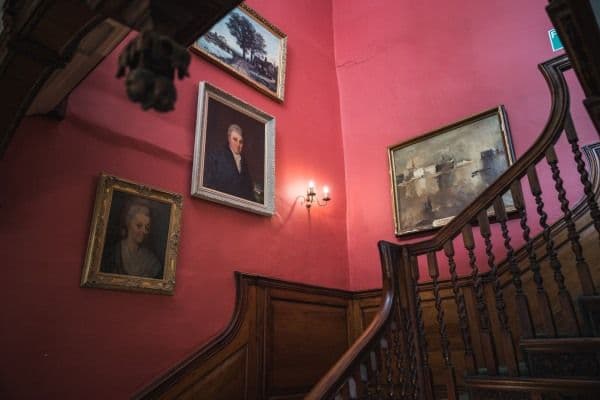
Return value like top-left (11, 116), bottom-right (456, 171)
top-left (524, 351), bottom-right (600, 378)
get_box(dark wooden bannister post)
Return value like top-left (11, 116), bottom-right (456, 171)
top-left (444, 240), bottom-right (477, 373)
top-left (510, 180), bottom-right (557, 337)
top-left (546, 146), bottom-right (597, 296)
top-left (493, 196), bottom-right (536, 339)
top-left (564, 112), bottom-right (600, 244)
top-left (527, 165), bottom-right (581, 336)
top-left (427, 252), bottom-right (458, 400)
top-left (405, 250), bottom-right (435, 400)
top-left (477, 210), bottom-right (520, 376)
top-left (462, 225), bottom-right (499, 374)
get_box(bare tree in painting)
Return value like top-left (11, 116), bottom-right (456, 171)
top-left (226, 13), bottom-right (257, 59)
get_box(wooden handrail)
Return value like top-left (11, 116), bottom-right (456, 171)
top-left (305, 242), bottom-right (398, 399)
top-left (305, 55), bottom-right (576, 400)
top-left (408, 54), bottom-right (570, 255)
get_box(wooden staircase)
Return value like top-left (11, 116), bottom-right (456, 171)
top-left (131, 2), bottom-right (600, 398)
top-left (305, 1), bottom-right (600, 399)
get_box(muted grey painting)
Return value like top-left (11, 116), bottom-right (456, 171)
top-left (390, 107), bottom-right (514, 236)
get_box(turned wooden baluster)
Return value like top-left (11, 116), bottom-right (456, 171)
top-left (443, 240), bottom-right (476, 374)
top-left (369, 348), bottom-right (383, 399)
top-left (564, 112), bottom-right (600, 240)
top-left (358, 361), bottom-right (371, 400)
top-left (527, 165), bottom-right (580, 336)
top-left (477, 210), bottom-right (520, 375)
top-left (427, 252), bottom-right (458, 400)
top-left (336, 378), bottom-right (351, 400)
top-left (546, 146), bottom-right (597, 296)
top-left (379, 334), bottom-right (394, 398)
top-left (351, 366), bottom-right (366, 400)
top-left (493, 196), bottom-right (536, 338)
top-left (392, 306), bottom-right (410, 398)
top-left (510, 180), bottom-right (557, 336)
top-left (462, 225), bottom-right (498, 374)
top-left (346, 376), bottom-right (357, 400)
top-left (409, 254), bottom-right (434, 400)
top-left (399, 297), bottom-right (418, 399)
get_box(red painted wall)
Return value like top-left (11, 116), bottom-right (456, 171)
top-left (333, 0), bottom-right (598, 289)
top-left (1, 1), bottom-right (599, 398)
top-left (0, 1), bottom-right (348, 398)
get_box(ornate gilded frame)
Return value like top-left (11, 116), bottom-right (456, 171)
top-left (191, 3), bottom-right (287, 102)
top-left (388, 106), bottom-right (516, 237)
top-left (191, 81), bottom-right (276, 216)
top-left (81, 174), bottom-right (183, 295)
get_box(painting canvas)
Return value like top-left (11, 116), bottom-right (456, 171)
top-left (389, 106), bottom-right (515, 237)
top-left (192, 3), bottom-right (287, 102)
top-left (81, 174), bottom-right (183, 295)
top-left (191, 82), bottom-right (275, 216)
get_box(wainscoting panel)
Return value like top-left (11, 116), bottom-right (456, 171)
top-left (134, 274), bottom-right (380, 399)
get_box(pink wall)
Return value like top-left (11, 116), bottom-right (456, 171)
top-left (333, 0), bottom-right (598, 289)
top-left (2, 1), bottom-right (599, 398)
top-left (0, 1), bottom-right (348, 398)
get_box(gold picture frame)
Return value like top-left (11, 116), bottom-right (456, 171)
top-left (191, 3), bottom-right (287, 102)
top-left (388, 106), bottom-right (516, 237)
top-left (81, 174), bottom-right (183, 295)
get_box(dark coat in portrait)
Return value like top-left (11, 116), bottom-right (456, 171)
top-left (204, 146), bottom-right (255, 201)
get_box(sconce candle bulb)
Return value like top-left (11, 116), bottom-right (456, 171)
top-left (302, 181), bottom-right (331, 209)
top-left (323, 186), bottom-right (330, 201)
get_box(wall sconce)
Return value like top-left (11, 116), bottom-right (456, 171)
top-left (302, 180), bottom-right (331, 209)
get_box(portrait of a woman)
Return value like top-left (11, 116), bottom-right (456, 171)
top-left (100, 198), bottom-right (164, 279)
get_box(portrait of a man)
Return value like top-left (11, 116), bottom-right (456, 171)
top-left (192, 82), bottom-right (275, 216)
top-left (203, 123), bottom-right (256, 201)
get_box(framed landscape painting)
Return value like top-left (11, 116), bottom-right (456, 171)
top-left (388, 106), bottom-right (516, 237)
top-left (191, 82), bottom-right (275, 216)
top-left (192, 3), bottom-right (287, 102)
top-left (81, 174), bottom-right (183, 295)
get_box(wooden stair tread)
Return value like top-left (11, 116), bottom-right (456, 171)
top-left (465, 376), bottom-right (600, 392)
top-left (520, 337), bottom-right (600, 352)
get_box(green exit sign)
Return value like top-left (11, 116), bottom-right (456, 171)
top-left (548, 28), bottom-right (564, 52)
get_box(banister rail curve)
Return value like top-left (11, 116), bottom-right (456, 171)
top-left (409, 54), bottom-right (570, 255)
top-left (305, 242), bottom-right (398, 400)
top-left (305, 54), bottom-right (575, 400)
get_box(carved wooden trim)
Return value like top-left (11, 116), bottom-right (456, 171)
top-left (132, 272), bottom-right (382, 399)
top-left (132, 272), bottom-right (252, 399)
top-left (417, 141), bottom-right (600, 294)
top-left (406, 55), bottom-right (570, 255)
top-left (465, 376), bottom-right (600, 393)
top-left (547, 0), bottom-right (600, 98)
top-left (305, 242), bottom-right (399, 400)
top-left (0, 0), bottom-right (242, 157)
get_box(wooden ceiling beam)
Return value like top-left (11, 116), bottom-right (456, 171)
top-left (0, 0), bottom-right (241, 157)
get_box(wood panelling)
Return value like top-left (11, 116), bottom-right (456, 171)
top-left (135, 274), bottom-right (380, 399)
top-left (179, 346), bottom-right (249, 400)
top-left (267, 298), bottom-right (348, 396)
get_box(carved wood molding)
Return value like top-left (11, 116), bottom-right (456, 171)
top-left (405, 55), bottom-right (571, 254)
top-left (417, 141), bottom-right (600, 293)
top-left (132, 272), bottom-right (381, 399)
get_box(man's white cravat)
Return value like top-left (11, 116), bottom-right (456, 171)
top-left (233, 153), bottom-right (242, 173)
